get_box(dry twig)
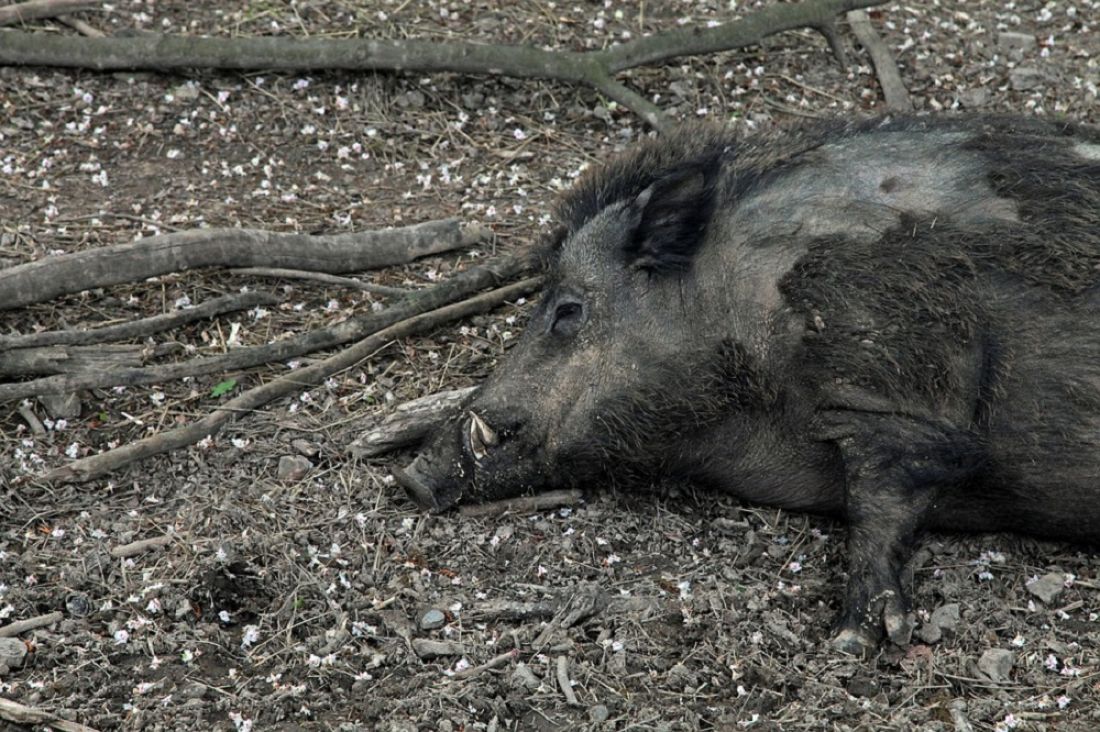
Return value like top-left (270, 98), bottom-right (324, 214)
top-left (0, 253), bottom-right (532, 402)
top-left (39, 276), bottom-right (541, 483)
top-left (458, 489), bottom-right (584, 519)
top-left (228, 267), bottom-right (410, 297)
top-left (555, 655), bottom-right (581, 706)
top-left (0, 0), bottom-right (95, 27)
top-left (0, 698), bottom-right (99, 732)
top-left (846, 10), bottom-right (913, 112)
top-left (0, 291), bottom-right (278, 350)
top-left (0, 611), bottom-right (63, 638)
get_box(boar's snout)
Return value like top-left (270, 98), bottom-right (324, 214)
top-left (395, 410), bottom-right (508, 512)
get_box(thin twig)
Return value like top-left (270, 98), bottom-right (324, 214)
top-left (55, 14), bottom-right (103, 37)
top-left (0, 698), bottom-right (100, 732)
top-left (0, 254), bottom-right (534, 402)
top-left (846, 9), bottom-right (912, 112)
top-left (0, 0), bottom-right (95, 27)
top-left (0, 611), bottom-right (64, 638)
top-left (229, 267), bottom-right (410, 297)
top-left (0, 291), bottom-right (279, 350)
top-left (39, 277), bottom-right (542, 484)
top-left (458, 489), bottom-right (584, 519)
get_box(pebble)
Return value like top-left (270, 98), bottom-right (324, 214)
top-left (65, 593), bottom-right (93, 618)
top-left (917, 602), bottom-right (960, 644)
top-left (977, 648), bottom-right (1014, 682)
top-left (420, 609), bottom-right (446, 631)
top-left (277, 455), bottom-right (312, 481)
top-left (997, 31), bottom-right (1037, 58)
top-left (1009, 67), bottom-right (1048, 92)
top-left (0, 637), bottom-right (28, 669)
top-left (589, 704), bottom-right (610, 723)
top-left (1026, 572), bottom-right (1066, 604)
top-left (510, 662), bottom-right (541, 691)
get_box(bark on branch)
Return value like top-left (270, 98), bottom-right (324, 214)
top-left (0, 0), bottom-right (888, 130)
top-left (0, 218), bottom-right (479, 311)
top-left (0, 0), bottom-right (95, 27)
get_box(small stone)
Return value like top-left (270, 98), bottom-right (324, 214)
top-left (998, 31), bottom-right (1037, 58)
top-left (437, 721), bottom-right (453, 732)
top-left (277, 455), bottom-right (312, 481)
top-left (510, 661), bottom-right (541, 691)
top-left (917, 603), bottom-right (961, 643)
top-left (0, 638), bottom-right (28, 669)
top-left (977, 648), bottom-right (1014, 682)
top-left (65, 593), bottom-right (93, 618)
top-left (957, 88), bottom-right (990, 109)
top-left (39, 392), bottom-right (82, 419)
top-left (419, 609), bottom-right (446, 630)
top-left (589, 704), bottom-right (610, 723)
top-left (1026, 572), bottom-right (1066, 603)
top-left (846, 675), bottom-right (880, 698)
top-left (175, 599), bottom-right (194, 620)
top-left (1010, 67), bottom-right (1048, 92)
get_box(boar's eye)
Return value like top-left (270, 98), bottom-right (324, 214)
top-left (551, 301), bottom-right (585, 337)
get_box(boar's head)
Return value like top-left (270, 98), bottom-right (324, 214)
top-left (397, 130), bottom-right (773, 511)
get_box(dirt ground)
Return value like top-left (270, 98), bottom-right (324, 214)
top-left (2, 1), bottom-right (1100, 730)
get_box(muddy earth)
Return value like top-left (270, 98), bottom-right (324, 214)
top-left (2, 2), bottom-right (1099, 730)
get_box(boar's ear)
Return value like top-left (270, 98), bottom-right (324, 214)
top-left (625, 165), bottom-right (718, 273)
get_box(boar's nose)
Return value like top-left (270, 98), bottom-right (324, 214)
top-left (465, 411), bottom-right (499, 461)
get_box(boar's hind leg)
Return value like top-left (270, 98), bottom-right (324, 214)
top-left (825, 412), bottom-right (981, 655)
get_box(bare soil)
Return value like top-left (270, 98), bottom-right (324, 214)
top-left (2, 2), bottom-right (1099, 730)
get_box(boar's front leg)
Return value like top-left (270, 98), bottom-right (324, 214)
top-left (824, 411), bottom-right (980, 655)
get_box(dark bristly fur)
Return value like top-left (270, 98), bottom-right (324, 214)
top-left (400, 114), bottom-right (1100, 654)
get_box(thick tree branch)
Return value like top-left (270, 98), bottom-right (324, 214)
top-left (0, 253), bottom-right (535, 402)
top-left (0, 0), bottom-right (95, 27)
top-left (40, 276), bottom-right (542, 484)
top-left (0, 0), bottom-right (887, 130)
top-left (0, 218), bottom-right (478, 311)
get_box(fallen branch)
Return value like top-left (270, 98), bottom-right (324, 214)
top-left (0, 291), bottom-right (278, 350)
top-left (0, 344), bottom-right (144, 377)
top-left (17, 401), bottom-right (46, 435)
top-left (0, 0), bottom-right (95, 27)
top-left (0, 218), bottom-right (478, 311)
top-left (0, 697), bottom-right (100, 732)
top-left (846, 10), bottom-right (912, 112)
top-left (348, 386), bottom-right (477, 459)
top-left (458, 489), bottom-right (584, 519)
top-left (0, 253), bottom-right (532, 402)
top-left (39, 276), bottom-right (542, 484)
top-left (0, 611), bottom-right (63, 638)
top-left (0, 0), bottom-right (887, 130)
top-left (229, 267), bottom-right (410, 297)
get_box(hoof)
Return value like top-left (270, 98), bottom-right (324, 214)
top-left (885, 609), bottom-right (914, 646)
top-left (830, 628), bottom-right (877, 656)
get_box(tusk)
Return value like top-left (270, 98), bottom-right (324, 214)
top-left (467, 411), bottom-right (498, 461)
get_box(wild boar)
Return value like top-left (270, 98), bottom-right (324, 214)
top-left (395, 115), bottom-right (1100, 654)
